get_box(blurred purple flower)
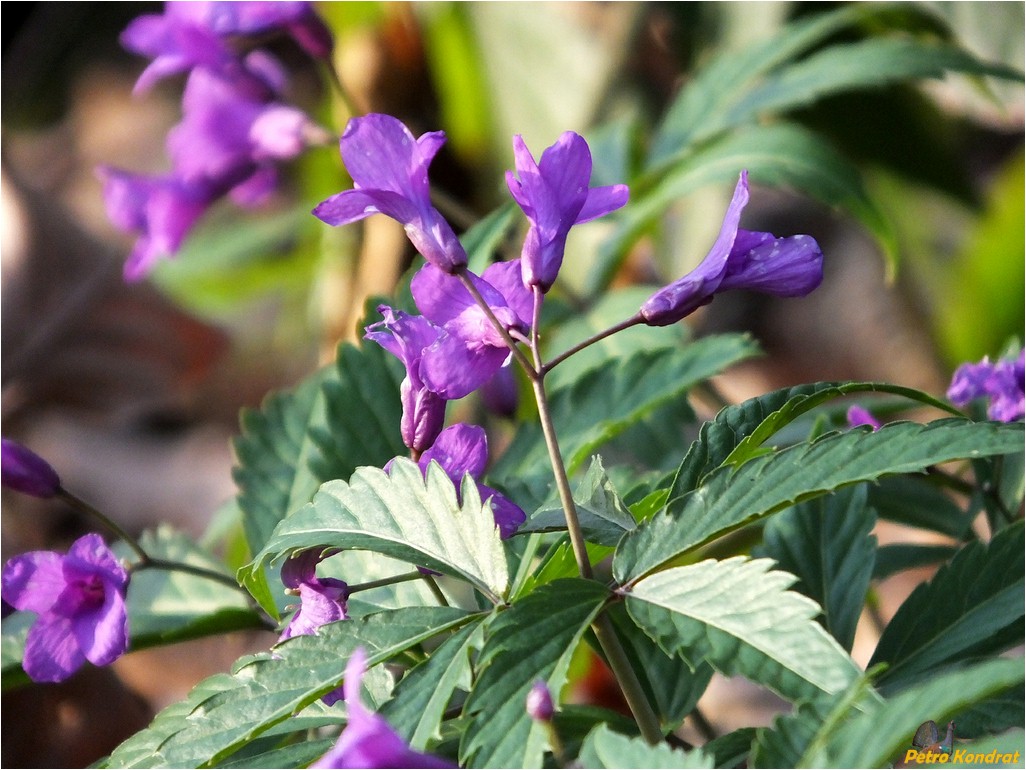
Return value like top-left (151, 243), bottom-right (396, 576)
top-left (506, 132), bottom-right (628, 291)
top-left (121, 1), bottom-right (332, 92)
top-left (948, 350), bottom-right (1025, 422)
top-left (480, 364), bottom-right (519, 418)
top-left (846, 406), bottom-right (882, 431)
top-left (415, 424), bottom-right (526, 539)
top-left (313, 114), bottom-right (468, 273)
top-left (1, 438), bottom-right (61, 498)
top-left (640, 171), bottom-right (824, 326)
top-left (311, 648), bottom-right (454, 769)
top-left (526, 679), bottom-right (554, 722)
top-left (2, 534), bottom-right (129, 683)
top-left (411, 260), bottom-right (532, 400)
top-left (365, 306), bottom-right (447, 453)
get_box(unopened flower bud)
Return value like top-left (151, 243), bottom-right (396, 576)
top-left (1, 438), bottom-right (61, 498)
top-left (526, 679), bottom-right (554, 722)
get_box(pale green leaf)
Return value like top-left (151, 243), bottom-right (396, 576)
top-left (579, 724), bottom-right (713, 769)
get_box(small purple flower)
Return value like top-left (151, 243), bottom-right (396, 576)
top-left (506, 132), bottom-right (629, 291)
top-left (481, 364), bottom-right (519, 418)
top-left (365, 306), bottom-right (447, 453)
top-left (1, 438), bottom-right (61, 498)
top-left (278, 551), bottom-right (349, 642)
top-left (312, 648), bottom-right (454, 769)
top-left (640, 171), bottom-right (824, 326)
top-left (412, 260), bottom-right (532, 400)
top-left (846, 406), bottom-right (882, 431)
top-left (526, 679), bottom-right (554, 722)
top-left (313, 114), bottom-right (468, 273)
top-left (2, 534), bottom-right (129, 683)
top-left (415, 424), bottom-right (526, 539)
top-left (948, 350), bottom-right (1025, 423)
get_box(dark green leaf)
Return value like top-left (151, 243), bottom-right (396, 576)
top-left (461, 579), bottom-right (609, 768)
top-left (870, 522), bottom-right (1024, 692)
top-left (868, 475), bottom-right (974, 539)
top-left (214, 738), bottom-right (334, 769)
top-left (579, 724), bottom-right (713, 769)
top-left (627, 557), bottom-right (861, 703)
top-left (872, 543), bottom-right (959, 581)
top-left (615, 419), bottom-right (1024, 583)
top-left (702, 727), bottom-right (758, 769)
top-left (754, 486), bottom-right (877, 650)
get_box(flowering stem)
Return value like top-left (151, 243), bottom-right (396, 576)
top-left (592, 612), bottom-right (665, 744)
top-left (422, 574), bottom-right (450, 606)
top-left (347, 570), bottom-right (424, 594)
top-left (56, 488), bottom-right (149, 563)
top-left (543, 313), bottom-right (643, 374)
top-left (455, 268), bottom-right (538, 379)
top-left (131, 558), bottom-right (243, 592)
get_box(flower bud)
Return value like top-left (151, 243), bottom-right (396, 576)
top-left (1, 438), bottom-right (61, 498)
top-left (526, 679), bottom-right (554, 722)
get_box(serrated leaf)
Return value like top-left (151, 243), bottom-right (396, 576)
top-left (520, 456), bottom-right (637, 546)
top-left (103, 607), bottom-right (473, 768)
top-left (495, 336), bottom-right (761, 488)
top-left (214, 737), bottom-right (334, 769)
top-left (869, 522), bottom-right (1024, 693)
top-left (702, 727), bottom-right (759, 769)
top-left (461, 579), bottom-right (610, 768)
top-left (579, 724), bottom-right (713, 769)
top-left (615, 419), bottom-right (1024, 583)
top-left (380, 618), bottom-right (484, 749)
top-left (868, 475), bottom-right (974, 539)
top-left (252, 459), bottom-right (509, 602)
top-left (825, 658), bottom-right (1024, 768)
top-left (627, 558), bottom-right (860, 703)
top-left (232, 342), bottom-right (405, 557)
top-left (872, 543), bottom-right (959, 581)
top-left (754, 486), bottom-right (877, 650)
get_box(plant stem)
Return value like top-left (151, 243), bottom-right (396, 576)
top-left (347, 570), bottom-right (425, 594)
top-left (132, 558), bottom-right (243, 592)
top-left (543, 313), bottom-right (643, 374)
top-left (689, 705), bottom-right (718, 742)
top-left (57, 488), bottom-right (149, 563)
top-left (592, 613), bottom-right (665, 745)
top-left (323, 57), bottom-right (359, 118)
top-left (456, 268), bottom-right (538, 378)
top-left (422, 574), bottom-right (450, 606)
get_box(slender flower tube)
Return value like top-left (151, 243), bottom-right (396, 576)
top-left (365, 306), bottom-right (447, 453)
top-left (312, 648), bottom-right (454, 768)
top-left (2, 534), bottom-right (129, 682)
top-left (412, 260), bottom-right (532, 399)
top-left (506, 132), bottom-right (629, 291)
top-left (1, 438), bottom-right (61, 498)
top-left (948, 349), bottom-right (1025, 422)
top-left (314, 114), bottom-right (468, 273)
top-left (640, 171), bottom-right (824, 326)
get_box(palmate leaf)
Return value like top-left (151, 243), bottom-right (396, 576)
top-left (102, 607), bottom-right (474, 768)
top-left (626, 558), bottom-right (861, 704)
top-left (251, 459), bottom-right (510, 603)
top-left (461, 579), bottom-right (610, 768)
top-left (494, 335), bottom-right (760, 489)
top-left (614, 418), bottom-right (1024, 584)
top-left (232, 342), bottom-right (404, 556)
top-left (869, 522), bottom-right (1025, 693)
top-left (754, 486), bottom-right (877, 651)
top-left (578, 724), bottom-right (713, 769)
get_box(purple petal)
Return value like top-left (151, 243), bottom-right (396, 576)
top-left (508, 136), bottom-right (548, 226)
top-left (718, 232), bottom-right (824, 296)
top-left (313, 188), bottom-right (419, 227)
top-left (525, 679), bottom-right (554, 721)
top-left (482, 259), bottom-right (533, 326)
top-left (23, 614), bottom-right (86, 683)
top-left (947, 359), bottom-right (995, 406)
top-left (2, 551), bottom-right (66, 614)
top-left (576, 184), bottom-right (629, 224)
top-left (280, 550), bottom-right (322, 589)
top-left (279, 578), bottom-right (348, 640)
top-left (411, 264), bottom-right (478, 326)
top-left (846, 406), bottom-right (881, 431)
top-left (73, 583), bottom-right (128, 667)
top-left (249, 105), bottom-right (311, 161)
top-left (1, 438), bottom-right (61, 498)
top-left (419, 424), bottom-right (489, 480)
top-left (535, 131), bottom-right (591, 220)
top-left (477, 482), bottom-right (526, 539)
top-left (340, 115), bottom-right (426, 199)
top-left (480, 364), bottom-right (519, 418)
top-left (66, 534), bottom-right (129, 582)
top-left (229, 166), bottom-right (279, 208)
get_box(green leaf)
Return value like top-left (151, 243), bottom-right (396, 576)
top-left (702, 727), bottom-right (758, 769)
top-left (871, 543), bottom-right (959, 581)
top-left (551, 704), bottom-right (641, 763)
top-left (232, 342), bottom-right (404, 557)
top-left (495, 335), bottom-right (761, 487)
top-left (825, 658), bottom-right (1024, 768)
top-left (463, 202), bottom-right (518, 275)
top-left (103, 607), bottom-right (474, 768)
top-left (214, 738), bottom-right (334, 769)
top-left (380, 618), bottom-right (484, 749)
top-left (947, 731), bottom-right (1026, 768)
top-left (461, 579), bottom-right (610, 768)
top-left (520, 456), bottom-right (637, 546)
top-left (606, 604), bottom-right (714, 732)
top-left (627, 557), bottom-right (860, 703)
top-left (1, 612), bottom-right (32, 690)
top-left (869, 522), bottom-right (1024, 692)
top-left (579, 724), bottom-right (713, 769)
top-left (867, 475), bottom-right (974, 539)
top-left (252, 459), bottom-right (510, 603)
top-left (754, 486), bottom-right (877, 650)
top-left (615, 418), bottom-right (1024, 583)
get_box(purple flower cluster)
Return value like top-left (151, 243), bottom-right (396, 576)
top-left (2, 534), bottom-right (129, 683)
top-left (100, 1), bottom-right (331, 280)
top-left (948, 350), bottom-right (1025, 422)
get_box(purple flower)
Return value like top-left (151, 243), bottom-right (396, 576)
top-left (365, 306), bottom-right (447, 453)
top-left (948, 350), bottom-right (1025, 423)
top-left (1, 534), bottom-right (129, 683)
top-left (640, 171), bottom-right (824, 326)
top-left (846, 406), bottom-right (882, 431)
top-left (506, 132), bottom-right (629, 291)
top-left (412, 259), bottom-right (532, 400)
top-left (2, 438), bottom-right (61, 498)
top-left (481, 364), bottom-right (519, 418)
top-left (278, 551), bottom-right (349, 643)
top-left (97, 168), bottom-right (212, 281)
top-left (526, 679), bottom-right (554, 722)
top-left (311, 648), bottom-right (454, 769)
top-left (415, 424), bottom-right (526, 539)
top-left (313, 114), bottom-right (468, 273)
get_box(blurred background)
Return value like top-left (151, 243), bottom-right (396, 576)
top-left (1, 2), bottom-right (1022, 766)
